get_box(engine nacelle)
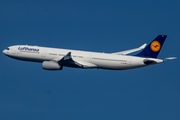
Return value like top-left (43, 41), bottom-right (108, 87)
top-left (42, 61), bottom-right (62, 70)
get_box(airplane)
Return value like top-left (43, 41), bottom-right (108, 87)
top-left (2, 35), bottom-right (176, 70)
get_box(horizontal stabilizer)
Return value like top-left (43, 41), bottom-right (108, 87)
top-left (112, 43), bottom-right (147, 55)
top-left (163, 57), bottom-right (177, 61)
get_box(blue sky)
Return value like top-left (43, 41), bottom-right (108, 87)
top-left (0, 0), bottom-right (180, 120)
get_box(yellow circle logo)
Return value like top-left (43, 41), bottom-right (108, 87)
top-left (150, 41), bottom-right (161, 52)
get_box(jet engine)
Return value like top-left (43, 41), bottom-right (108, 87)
top-left (143, 58), bottom-right (163, 65)
top-left (42, 61), bottom-right (62, 70)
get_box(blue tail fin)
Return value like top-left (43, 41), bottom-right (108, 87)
top-left (136, 35), bottom-right (167, 58)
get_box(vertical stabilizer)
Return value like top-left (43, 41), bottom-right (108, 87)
top-left (136, 35), bottom-right (167, 58)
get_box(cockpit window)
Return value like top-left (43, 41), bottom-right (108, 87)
top-left (6, 48), bottom-right (10, 50)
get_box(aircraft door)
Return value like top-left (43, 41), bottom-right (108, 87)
top-left (12, 47), bottom-right (17, 55)
top-left (41, 50), bottom-right (47, 57)
top-left (127, 57), bottom-right (132, 65)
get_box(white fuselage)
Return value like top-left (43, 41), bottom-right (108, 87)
top-left (3, 45), bottom-right (163, 70)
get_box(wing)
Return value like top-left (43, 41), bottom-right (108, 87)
top-left (111, 43), bottom-right (147, 55)
top-left (53, 52), bottom-right (96, 68)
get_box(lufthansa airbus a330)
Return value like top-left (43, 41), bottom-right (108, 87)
top-left (3, 35), bottom-right (176, 70)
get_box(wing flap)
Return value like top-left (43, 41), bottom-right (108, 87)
top-left (75, 60), bottom-right (97, 68)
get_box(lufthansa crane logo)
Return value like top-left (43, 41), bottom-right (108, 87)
top-left (150, 41), bottom-right (161, 52)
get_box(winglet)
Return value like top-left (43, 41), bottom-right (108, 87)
top-left (63, 52), bottom-right (71, 60)
top-left (53, 52), bottom-right (72, 62)
top-left (139, 43), bottom-right (147, 49)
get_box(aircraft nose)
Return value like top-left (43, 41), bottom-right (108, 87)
top-left (2, 49), bottom-right (6, 54)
